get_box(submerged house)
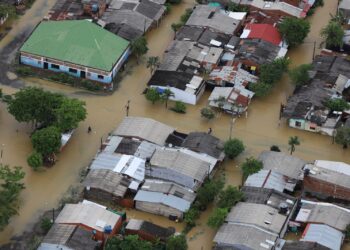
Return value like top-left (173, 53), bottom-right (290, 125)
top-left (147, 70), bottom-right (205, 105)
top-left (20, 20), bottom-right (130, 86)
top-left (240, 23), bottom-right (284, 47)
top-left (134, 179), bottom-right (196, 220)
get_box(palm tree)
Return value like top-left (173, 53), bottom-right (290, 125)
top-left (146, 56), bottom-right (160, 75)
top-left (288, 136), bottom-right (300, 155)
top-left (161, 89), bottom-right (174, 108)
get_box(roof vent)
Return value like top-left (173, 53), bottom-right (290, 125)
top-left (279, 202), bottom-right (288, 215)
top-left (208, 11), bottom-right (215, 19)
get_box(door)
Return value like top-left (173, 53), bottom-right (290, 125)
top-left (43, 62), bottom-right (48, 69)
top-left (80, 71), bottom-right (86, 78)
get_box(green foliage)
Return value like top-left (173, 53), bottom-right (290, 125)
top-left (2, 95), bottom-right (12, 103)
top-left (325, 98), bottom-right (350, 112)
top-left (288, 136), bottom-right (300, 155)
top-left (15, 66), bottom-right (34, 77)
top-left (105, 235), bottom-right (153, 250)
top-left (80, 80), bottom-right (102, 91)
top-left (31, 126), bottom-right (61, 157)
top-left (145, 88), bottom-right (161, 104)
top-left (171, 23), bottom-right (182, 33)
top-left (345, 224), bottom-right (350, 240)
top-left (270, 145), bottom-right (281, 152)
top-left (278, 17), bottom-right (310, 47)
top-left (321, 21), bottom-right (344, 48)
top-left (249, 83), bottom-right (272, 97)
top-left (184, 207), bottom-right (200, 227)
top-left (165, 3), bottom-right (172, 13)
top-left (0, 4), bottom-right (15, 20)
top-left (201, 107), bottom-right (215, 120)
top-left (166, 234), bottom-right (188, 250)
top-left (146, 56), bottom-right (160, 75)
top-left (207, 208), bottom-right (228, 229)
top-left (0, 165), bottom-right (25, 231)
top-left (217, 185), bottom-right (243, 209)
top-left (40, 217), bottom-right (53, 233)
top-left (0, 89), bottom-right (2, 99)
top-left (54, 98), bottom-right (87, 132)
top-left (259, 58), bottom-right (290, 85)
top-left (227, 2), bottom-right (249, 12)
top-left (171, 101), bottom-right (186, 113)
top-left (196, 178), bottom-right (225, 209)
top-left (27, 152), bottom-right (43, 170)
top-left (130, 36), bottom-right (148, 63)
top-left (168, 0), bottom-right (182, 4)
top-left (335, 127), bottom-right (350, 149)
top-left (171, 8), bottom-right (193, 32)
top-left (241, 157), bottom-right (263, 180)
top-left (289, 64), bottom-right (312, 86)
top-left (224, 138), bottom-right (245, 159)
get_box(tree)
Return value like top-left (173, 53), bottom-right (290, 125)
top-left (160, 89), bottom-right (174, 108)
top-left (335, 127), bottom-right (350, 149)
top-left (224, 138), bottom-right (245, 159)
top-left (171, 101), bottom-right (186, 113)
top-left (105, 235), bottom-right (152, 250)
top-left (325, 98), bottom-right (350, 112)
top-left (217, 186), bottom-right (243, 209)
top-left (196, 178), bottom-right (224, 209)
top-left (270, 145), bottom-right (281, 152)
top-left (259, 58), bottom-right (290, 85)
top-left (31, 126), bottom-right (62, 157)
top-left (321, 21), bottom-right (344, 48)
top-left (27, 152), bottom-right (43, 170)
top-left (288, 136), bottom-right (300, 155)
top-left (227, 2), bottom-right (249, 12)
top-left (171, 23), bottom-right (182, 34)
top-left (180, 8), bottom-right (192, 24)
top-left (201, 107), bottom-right (215, 120)
top-left (249, 82), bottom-right (272, 97)
top-left (130, 36), bottom-right (148, 64)
top-left (278, 17), bottom-right (310, 47)
top-left (345, 224), bottom-right (350, 241)
top-left (0, 165), bottom-right (25, 231)
top-left (289, 64), bottom-right (312, 86)
top-left (167, 234), bottom-right (187, 250)
top-left (207, 208), bottom-right (228, 229)
top-left (146, 56), bottom-right (160, 75)
top-left (54, 98), bottom-right (87, 132)
top-left (184, 207), bottom-right (200, 227)
top-left (241, 157), bottom-right (263, 180)
top-left (145, 88), bottom-right (161, 104)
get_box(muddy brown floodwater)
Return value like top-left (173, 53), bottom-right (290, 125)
top-left (0, 0), bottom-right (349, 249)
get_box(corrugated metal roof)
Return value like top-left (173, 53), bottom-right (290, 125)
top-left (302, 224), bottom-right (343, 250)
top-left (134, 190), bottom-right (191, 212)
top-left (245, 170), bottom-right (287, 193)
top-left (134, 141), bottom-right (160, 160)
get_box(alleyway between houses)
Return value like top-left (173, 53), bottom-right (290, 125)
top-left (0, 0), bottom-right (349, 249)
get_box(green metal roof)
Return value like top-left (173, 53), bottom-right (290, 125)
top-left (21, 20), bottom-right (130, 72)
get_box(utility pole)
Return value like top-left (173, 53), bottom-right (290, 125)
top-left (125, 100), bottom-right (130, 117)
top-left (0, 144), bottom-right (4, 164)
top-left (312, 41), bottom-right (316, 60)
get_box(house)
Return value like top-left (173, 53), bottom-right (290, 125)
top-left (113, 116), bottom-right (175, 146)
top-left (295, 200), bottom-right (350, 232)
top-left (235, 39), bottom-right (287, 71)
top-left (134, 179), bottom-right (196, 219)
top-left (230, 0), bottom-right (313, 19)
top-left (37, 224), bottom-right (101, 250)
top-left (282, 241), bottom-right (330, 250)
top-left (125, 219), bottom-right (175, 242)
top-left (258, 151), bottom-right (306, 181)
top-left (303, 160), bottom-right (350, 201)
top-left (148, 148), bottom-right (210, 190)
top-left (208, 66), bottom-right (258, 87)
top-left (338, 0), bottom-right (350, 22)
top-left (147, 70), bottom-right (205, 105)
top-left (54, 202), bottom-right (123, 242)
top-left (180, 132), bottom-right (225, 161)
top-left (208, 86), bottom-right (254, 115)
top-left (47, 0), bottom-right (85, 20)
top-left (213, 223), bottom-right (282, 250)
top-left (301, 224), bottom-right (344, 250)
top-left (225, 202), bottom-right (290, 237)
top-left (20, 20), bottom-right (130, 86)
top-left (240, 23), bottom-right (284, 47)
top-left (185, 5), bottom-right (241, 35)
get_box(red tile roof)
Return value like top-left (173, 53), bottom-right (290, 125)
top-left (245, 24), bottom-right (282, 46)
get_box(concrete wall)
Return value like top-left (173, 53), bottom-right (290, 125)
top-left (289, 119), bottom-right (321, 133)
top-left (150, 86), bottom-right (197, 105)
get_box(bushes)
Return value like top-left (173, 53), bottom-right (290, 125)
top-left (207, 208), bottom-right (228, 229)
top-left (27, 152), bottom-right (43, 170)
top-left (224, 138), bottom-right (245, 159)
top-left (289, 64), bottom-right (312, 86)
top-left (201, 107), bottom-right (215, 120)
top-left (40, 217), bottom-right (53, 233)
top-left (15, 66), bottom-right (34, 76)
top-left (170, 101), bottom-right (186, 113)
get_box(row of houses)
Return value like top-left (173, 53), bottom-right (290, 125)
top-left (283, 52), bottom-right (350, 136)
top-left (146, 2), bottom-right (301, 114)
top-left (213, 150), bottom-right (350, 250)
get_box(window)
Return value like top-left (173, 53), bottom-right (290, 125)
top-left (173, 191), bottom-right (184, 198)
top-left (98, 75), bottom-right (104, 80)
top-left (295, 121), bottom-right (302, 127)
top-left (51, 64), bottom-right (59, 69)
top-left (69, 68), bottom-right (77, 74)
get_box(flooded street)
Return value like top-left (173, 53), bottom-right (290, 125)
top-left (0, 0), bottom-right (349, 249)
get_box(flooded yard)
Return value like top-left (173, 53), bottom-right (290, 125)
top-left (0, 0), bottom-right (349, 249)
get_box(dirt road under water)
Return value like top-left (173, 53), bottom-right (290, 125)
top-left (0, 0), bottom-right (349, 249)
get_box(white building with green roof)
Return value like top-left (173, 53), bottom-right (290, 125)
top-left (20, 20), bottom-right (130, 85)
